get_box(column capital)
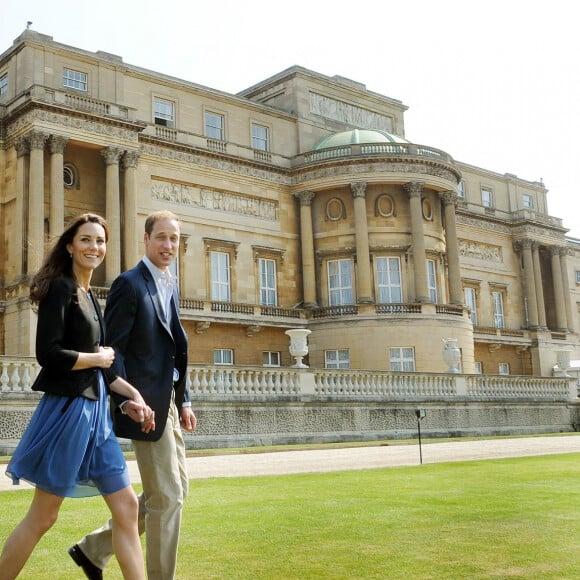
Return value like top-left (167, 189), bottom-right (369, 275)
top-left (550, 244), bottom-right (564, 256)
top-left (122, 149), bottom-right (140, 169)
top-left (14, 136), bottom-right (29, 157)
top-left (350, 181), bottom-right (368, 199)
top-left (27, 130), bottom-right (49, 150)
top-left (440, 190), bottom-right (458, 206)
top-left (404, 181), bottom-right (424, 198)
top-left (101, 146), bottom-right (124, 165)
top-left (48, 135), bottom-right (68, 155)
top-left (295, 190), bottom-right (316, 205)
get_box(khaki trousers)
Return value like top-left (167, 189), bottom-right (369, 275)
top-left (78, 401), bottom-right (189, 579)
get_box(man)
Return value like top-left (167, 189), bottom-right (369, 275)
top-left (69, 210), bottom-right (196, 579)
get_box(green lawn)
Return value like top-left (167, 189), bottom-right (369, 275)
top-left (2, 453), bottom-right (580, 579)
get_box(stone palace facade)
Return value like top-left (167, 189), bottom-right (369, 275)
top-left (1, 29), bottom-right (579, 378)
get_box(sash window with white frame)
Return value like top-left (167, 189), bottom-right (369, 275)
top-left (211, 251), bottom-right (231, 301)
top-left (205, 111), bottom-right (224, 140)
top-left (325, 349), bottom-right (350, 369)
top-left (427, 259), bottom-right (437, 303)
top-left (389, 347), bottom-right (415, 371)
top-left (259, 258), bottom-right (277, 306)
top-left (328, 259), bottom-right (353, 306)
top-left (492, 290), bottom-right (505, 329)
top-left (464, 287), bottom-right (478, 326)
top-left (375, 256), bottom-right (402, 303)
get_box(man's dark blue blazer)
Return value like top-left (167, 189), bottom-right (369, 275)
top-left (105, 261), bottom-right (189, 442)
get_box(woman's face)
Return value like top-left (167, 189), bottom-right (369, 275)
top-left (66, 222), bottom-right (107, 274)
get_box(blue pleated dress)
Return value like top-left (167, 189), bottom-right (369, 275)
top-left (6, 371), bottom-right (130, 498)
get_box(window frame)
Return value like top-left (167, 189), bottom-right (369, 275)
top-left (427, 259), bottom-right (437, 303)
top-left (327, 258), bottom-right (354, 306)
top-left (522, 194), bottom-right (534, 209)
top-left (258, 257), bottom-right (277, 306)
top-left (153, 96), bottom-right (175, 128)
top-left (63, 67), bottom-right (88, 91)
top-left (498, 363), bottom-right (510, 375)
top-left (205, 110), bottom-right (225, 140)
top-left (251, 122), bottom-right (270, 151)
top-left (324, 349), bottom-right (350, 369)
top-left (262, 351), bottom-right (281, 367)
top-left (0, 72), bottom-right (7, 96)
top-left (491, 290), bottom-right (505, 329)
top-left (210, 251), bottom-right (231, 302)
top-left (389, 347), bottom-right (416, 372)
top-left (457, 181), bottom-right (465, 199)
top-left (481, 187), bottom-right (493, 208)
top-left (464, 286), bottom-right (478, 326)
top-left (375, 256), bottom-right (402, 303)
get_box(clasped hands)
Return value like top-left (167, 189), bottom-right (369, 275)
top-left (123, 400), bottom-right (156, 433)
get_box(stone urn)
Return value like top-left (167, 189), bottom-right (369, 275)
top-left (442, 338), bottom-right (461, 373)
top-left (556, 350), bottom-right (572, 378)
top-left (285, 329), bottom-right (312, 368)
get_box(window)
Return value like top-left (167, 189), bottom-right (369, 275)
top-left (376, 257), bottom-right (402, 303)
top-left (492, 291), bottom-right (505, 329)
top-left (259, 258), bottom-right (277, 306)
top-left (63, 163), bottom-right (78, 188)
top-left (427, 259), bottom-right (437, 303)
top-left (523, 194), bottom-right (533, 209)
top-left (481, 187), bottom-right (493, 208)
top-left (464, 287), bottom-right (478, 326)
top-left (325, 349), bottom-right (350, 369)
top-left (498, 363), bottom-right (510, 375)
top-left (0, 73), bottom-right (7, 96)
top-left (328, 259), bottom-right (353, 306)
top-left (457, 181), bottom-right (465, 199)
top-left (154, 97), bottom-right (175, 127)
top-left (474, 362), bottom-right (483, 374)
top-left (214, 349), bottom-right (233, 365)
top-left (205, 111), bottom-right (224, 140)
top-left (211, 251), bottom-right (231, 301)
top-left (576, 270), bottom-right (580, 284)
top-left (389, 347), bottom-right (415, 372)
top-left (263, 351), bottom-right (281, 367)
top-left (251, 123), bottom-right (269, 151)
top-left (213, 349), bottom-right (233, 387)
top-left (63, 68), bottom-right (87, 91)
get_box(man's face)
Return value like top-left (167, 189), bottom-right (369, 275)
top-left (144, 218), bottom-right (180, 270)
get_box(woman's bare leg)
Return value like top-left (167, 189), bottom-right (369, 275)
top-left (0, 488), bottom-right (63, 579)
top-left (104, 486), bottom-right (145, 580)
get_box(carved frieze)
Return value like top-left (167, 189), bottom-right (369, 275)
top-left (458, 239), bottom-right (502, 262)
top-left (309, 93), bottom-right (394, 132)
top-left (151, 179), bottom-right (278, 221)
top-left (6, 110), bottom-right (139, 143)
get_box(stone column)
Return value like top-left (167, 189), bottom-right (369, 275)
top-left (14, 137), bottom-right (29, 278)
top-left (48, 135), bottom-right (68, 240)
top-left (102, 147), bottom-right (123, 284)
top-left (531, 242), bottom-right (547, 329)
top-left (179, 234), bottom-right (190, 296)
top-left (350, 181), bottom-right (373, 304)
top-left (27, 131), bottom-right (49, 274)
top-left (295, 190), bottom-right (318, 308)
top-left (550, 246), bottom-right (567, 331)
top-left (122, 150), bottom-right (140, 270)
top-left (441, 191), bottom-right (463, 305)
top-left (519, 239), bottom-right (539, 328)
top-left (404, 181), bottom-right (429, 303)
top-left (559, 248), bottom-right (574, 332)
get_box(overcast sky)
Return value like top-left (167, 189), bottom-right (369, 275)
top-left (3, 0), bottom-right (579, 236)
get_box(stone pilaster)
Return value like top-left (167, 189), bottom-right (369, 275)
top-left (122, 149), bottom-right (140, 269)
top-left (550, 246), bottom-right (567, 332)
top-left (441, 191), bottom-right (462, 305)
top-left (48, 135), bottom-right (68, 239)
top-left (404, 181), bottom-right (429, 303)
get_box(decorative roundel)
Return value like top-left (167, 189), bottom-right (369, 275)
top-left (326, 197), bottom-right (345, 221)
top-left (375, 193), bottom-right (395, 217)
top-left (422, 198), bottom-right (433, 220)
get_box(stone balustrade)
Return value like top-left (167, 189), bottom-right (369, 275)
top-left (0, 358), bottom-right (576, 401)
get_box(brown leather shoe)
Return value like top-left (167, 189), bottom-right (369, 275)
top-left (68, 544), bottom-right (103, 580)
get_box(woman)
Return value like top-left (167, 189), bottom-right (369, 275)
top-left (0, 213), bottom-right (154, 579)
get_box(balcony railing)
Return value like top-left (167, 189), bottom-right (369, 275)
top-left (1, 358), bottom-right (576, 402)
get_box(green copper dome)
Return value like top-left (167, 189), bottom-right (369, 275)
top-left (312, 129), bottom-right (409, 150)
